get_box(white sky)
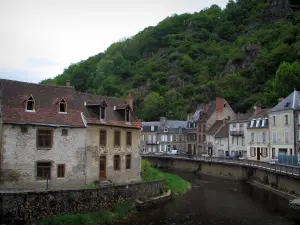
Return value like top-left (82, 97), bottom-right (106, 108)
top-left (0, 0), bottom-right (227, 83)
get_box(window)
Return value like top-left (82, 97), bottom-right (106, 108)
top-left (203, 125), bottom-right (206, 132)
top-left (164, 128), bottom-right (168, 132)
top-left (203, 135), bottom-right (206, 142)
top-left (37, 129), bottom-right (53, 148)
top-left (284, 131), bottom-right (289, 143)
top-left (256, 119), bottom-right (260, 127)
top-left (298, 114), bottom-right (300, 125)
top-left (262, 132), bottom-right (266, 142)
top-left (220, 139), bottom-right (223, 146)
top-left (36, 162), bottom-right (51, 180)
top-left (261, 148), bottom-right (268, 157)
top-left (290, 148), bottom-right (293, 155)
top-left (273, 116), bottom-right (276, 125)
top-left (100, 130), bottom-right (107, 146)
top-left (125, 109), bottom-right (130, 122)
top-left (125, 154), bottom-right (131, 169)
top-left (173, 145), bottom-right (177, 149)
top-left (232, 136), bottom-right (234, 144)
top-left (257, 132), bottom-right (261, 143)
top-left (114, 155), bottom-right (120, 170)
top-left (199, 125), bottom-right (202, 132)
top-left (250, 120), bottom-right (255, 128)
top-left (114, 130), bottom-right (121, 146)
top-left (199, 135), bottom-right (201, 143)
top-left (272, 132), bottom-right (277, 143)
top-left (169, 135), bottom-right (173, 142)
top-left (285, 114), bottom-right (289, 125)
top-left (242, 137), bottom-right (245, 146)
top-left (100, 106), bottom-right (106, 120)
top-left (250, 147), bottom-right (256, 157)
top-left (151, 126), bottom-right (154, 131)
top-left (21, 126), bottom-right (28, 133)
top-left (236, 136), bottom-right (239, 145)
top-left (59, 99), bottom-right (67, 113)
top-left (26, 96), bottom-right (35, 111)
top-left (57, 164), bottom-right (65, 178)
top-left (251, 133), bottom-right (254, 142)
top-left (272, 148), bottom-right (276, 159)
top-left (233, 124), bottom-right (236, 128)
top-left (126, 131), bottom-right (132, 146)
top-left (61, 128), bottom-right (68, 136)
top-left (262, 119), bottom-right (266, 127)
top-left (240, 123), bottom-right (243, 128)
top-left (142, 134), bottom-right (145, 142)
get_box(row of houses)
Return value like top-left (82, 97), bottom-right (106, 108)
top-left (142, 91), bottom-right (300, 163)
top-left (0, 79), bottom-right (142, 190)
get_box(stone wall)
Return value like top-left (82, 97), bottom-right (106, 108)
top-left (86, 125), bottom-right (141, 184)
top-left (1, 125), bottom-right (87, 190)
top-left (0, 180), bottom-right (166, 225)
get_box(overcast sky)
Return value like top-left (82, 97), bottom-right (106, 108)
top-left (0, 0), bottom-right (227, 83)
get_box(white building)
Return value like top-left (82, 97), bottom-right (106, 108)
top-left (228, 113), bottom-right (252, 158)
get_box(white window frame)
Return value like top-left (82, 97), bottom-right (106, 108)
top-left (256, 119), bottom-right (260, 127)
top-left (284, 114), bottom-right (289, 125)
top-left (284, 130), bottom-right (289, 143)
top-left (151, 126), bottom-right (154, 131)
top-left (262, 132), bottom-right (266, 142)
top-left (262, 119), bottom-right (265, 127)
top-left (272, 131), bottom-right (277, 143)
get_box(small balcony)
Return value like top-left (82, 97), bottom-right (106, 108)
top-left (230, 131), bottom-right (244, 136)
top-left (146, 141), bottom-right (159, 145)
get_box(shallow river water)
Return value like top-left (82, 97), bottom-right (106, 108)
top-left (122, 170), bottom-right (300, 225)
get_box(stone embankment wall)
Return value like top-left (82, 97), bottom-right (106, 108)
top-left (0, 180), bottom-right (166, 225)
top-left (147, 157), bottom-right (300, 196)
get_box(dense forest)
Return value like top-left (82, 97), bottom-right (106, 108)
top-left (41, 0), bottom-right (300, 121)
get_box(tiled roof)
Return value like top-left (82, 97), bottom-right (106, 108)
top-left (270, 90), bottom-right (300, 112)
top-left (215, 123), bottom-right (229, 138)
top-left (251, 108), bottom-right (271, 119)
top-left (207, 120), bottom-right (223, 135)
top-left (0, 79), bottom-right (140, 129)
top-left (229, 113), bottom-right (252, 123)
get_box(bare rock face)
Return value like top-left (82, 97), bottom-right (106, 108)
top-left (223, 43), bottom-right (261, 75)
top-left (270, 0), bottom-right (292, 13)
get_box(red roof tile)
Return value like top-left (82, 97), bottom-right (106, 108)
top-left (0, 79), bottom-right (141, 129)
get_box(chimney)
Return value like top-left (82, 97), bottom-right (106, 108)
top-left (65, 80), bottom-right (71, 87)
top-left (126, 93), bottom-right (133, 110)
top-left (254, 105), bottom-right (262, 115)
top-left (216, 97), bottom-right (225, 120)
top-left (278, 97), bottom-right (284, 103)
top-left (160, 117), bottom-right (167, 125)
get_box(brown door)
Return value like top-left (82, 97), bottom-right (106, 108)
top-left (99, 156), bottom-right (106, 180)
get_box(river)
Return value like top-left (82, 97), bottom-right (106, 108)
top-left (122, 169), bottom-right (300, 225)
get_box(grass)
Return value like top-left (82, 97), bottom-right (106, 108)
top-left (141, 160), bottom-right (191, 194)
top-left (38, 203), bottom-right (133, 225)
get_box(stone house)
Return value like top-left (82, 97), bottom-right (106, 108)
top-left (228, 113), bottom-right (252, 158)
top-left (140, 122), bottom-right (159, 153)
top-left (206, 120), bottom-right (228, 156)
top-left (247, 107), bottom-right (271, 162)
top-left (194, 97), bottom-right (236, 155)
top-left (141, 117), bottom-right (196, 153)
top-left (269, 90), bottom-right (300, 157)
top-left (0, 79), bottom-right (141, 190)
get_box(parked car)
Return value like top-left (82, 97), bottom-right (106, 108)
top-left (166, 149), bottom-right (178, 155)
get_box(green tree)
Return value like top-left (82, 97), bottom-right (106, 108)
top-left (275, 61), bottom-right (300, 97)
top-left (142, 92), bottom-right (165, 121)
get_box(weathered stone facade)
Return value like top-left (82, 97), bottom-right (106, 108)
top-left (1, 125), bottom-right (87, 189)
top-left (0, 180), bottom-right (166, 225)
top-left (86, 125), bottom-right (141, 184)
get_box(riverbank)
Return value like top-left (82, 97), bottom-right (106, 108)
top-left (39, 202), bottom-right (133, 225)
top-left (142, 160), bottom-right (191, 194)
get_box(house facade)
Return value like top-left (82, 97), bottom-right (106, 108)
top-left (140, 122), bottom-right (159, 153)
top-left (294, 109), bottom-right (300, 155)
top-left (141, 117), bottom-right (196, 153)
top-left (247, 107), bottom-right (271, 162)
top-left (195, 97), bottom-right (236, 155)
top-left (0, 79), bottom-right (141, 190)
top-left (228, 113), bottom-right (252, 158)
top-left (205, 119), bottom-right (229, 157)
top-left (269, 91), bottom-right (300, 157)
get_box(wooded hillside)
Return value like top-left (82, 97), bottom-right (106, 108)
top-left (42, 0), bottom-right (300, 121)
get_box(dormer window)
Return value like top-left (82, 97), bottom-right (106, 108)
top-left (26, 96), bottom-right (35, 111)
top-left (164, 128), bottom-right (168, 132)
top-left (125, 109), bottom-right (130, 122)
top-left (59, 99), bottom-right (67, 113)
top-left (100, 106), bottom-right (106, 120)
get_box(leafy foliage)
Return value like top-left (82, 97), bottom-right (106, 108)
top-left (141, 160), bottom-right (191, 194)
top-left (41, 0), bottom-right (300, 120)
